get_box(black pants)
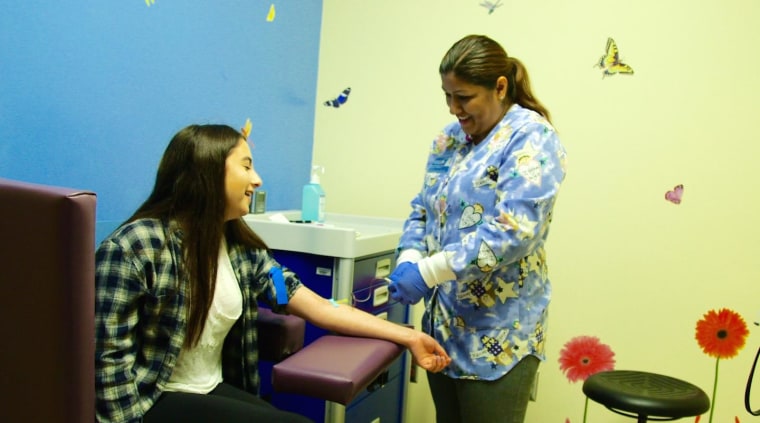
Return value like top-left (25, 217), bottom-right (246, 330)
top-left (427, 355), bottom-right (540, 423)
top-left (143, 382), bottom-right (313, 423)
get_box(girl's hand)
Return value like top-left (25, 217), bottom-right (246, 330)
top-left (406, 330), bottom-right (451, 373)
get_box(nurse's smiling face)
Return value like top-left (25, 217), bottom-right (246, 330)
top-left (441, 72), bottom-right (508, 145)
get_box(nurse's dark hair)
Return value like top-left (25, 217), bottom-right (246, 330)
top-left (439, 34), bottom-right (551, 123)
top-left (128, 124), bottom-right (268, 348)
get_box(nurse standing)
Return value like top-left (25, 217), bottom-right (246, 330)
top-left (388, 34), bottom-right (567, 423)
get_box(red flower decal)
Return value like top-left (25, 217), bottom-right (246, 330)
top-left (558, 335), bottom-right (616, 383)
top-left (695, 308), bottom-right (749, 359)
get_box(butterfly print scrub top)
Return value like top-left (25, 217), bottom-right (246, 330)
top-left (397, 104), bottom-right (567, 380)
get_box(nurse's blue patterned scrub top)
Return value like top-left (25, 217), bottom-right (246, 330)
top-left (398, 104), bottom-right (567, 380)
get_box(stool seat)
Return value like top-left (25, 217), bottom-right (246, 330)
top-left (583, 370), bottom-right (710, 422)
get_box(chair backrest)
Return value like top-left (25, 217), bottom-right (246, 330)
top-left (0, 178), bottom-right (96, 423)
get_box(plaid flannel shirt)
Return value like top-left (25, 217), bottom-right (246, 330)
top-left (95, 218), bottom-right (301, 423)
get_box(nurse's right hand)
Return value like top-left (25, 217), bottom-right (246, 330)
top-left (388, 262), bottom-right (430, 305)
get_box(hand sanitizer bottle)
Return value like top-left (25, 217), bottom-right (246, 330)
top-left (301, 165), bottom-right (325, 223)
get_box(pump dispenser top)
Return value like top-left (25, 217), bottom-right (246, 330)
top-left (310, 166), bottom-right (322, 184)
top-left (301, 165), bottom-right (325, 223)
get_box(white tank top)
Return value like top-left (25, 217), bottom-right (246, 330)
top-left (164, 240), bottom-right (243, 394)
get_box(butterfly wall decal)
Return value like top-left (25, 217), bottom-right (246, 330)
top-left (323, 87), bottom-right (351, 108)
top-left (241, 118), bottom-right (252, 140)
top-left (596, 37), bottom-right (634, 78)
top-left (480, 0), bottom-right (503, 14)
top-left (266, 4), bottom-right (275, 22)
top-left (665, 184), bottom-right (684, 204)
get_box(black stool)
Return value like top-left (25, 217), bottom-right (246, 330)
top-left (582, 370), bottom-right (710, 422)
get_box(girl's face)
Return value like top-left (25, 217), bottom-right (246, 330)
top-left (224, 138), bottom-right (262, 221)
top-left (441, 72), bottom-right (508, 144)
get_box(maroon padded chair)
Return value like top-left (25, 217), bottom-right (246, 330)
top-left (0, 177), bottom-right (400, 420)
top-left (0, 178), bottom-right (96, 423)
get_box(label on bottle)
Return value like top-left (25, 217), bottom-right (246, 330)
top-left (318, 196), bottom-right (325, 222)
top-left (252, 190), bottom-right (266, 214)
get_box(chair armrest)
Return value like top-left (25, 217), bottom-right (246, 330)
top-left (272, 335), bottom-right (405, 405)
top-left (256, 308), bottom-right (305, 362)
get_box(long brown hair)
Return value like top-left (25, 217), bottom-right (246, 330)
top-left (128, 124), bottom-right (267, 348)
top-left (439, 34), bottom-right (551, 123)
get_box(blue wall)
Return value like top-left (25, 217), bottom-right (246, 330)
top-left (0, 0), bottom-right (322, 241)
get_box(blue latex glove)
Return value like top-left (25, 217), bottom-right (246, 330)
top-left (388, 262), bottom-right (430, 305)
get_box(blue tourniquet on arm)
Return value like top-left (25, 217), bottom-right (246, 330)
top-left (269, 267), bottom-right (289, 305)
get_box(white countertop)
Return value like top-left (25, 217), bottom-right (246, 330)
top-left (243, 210), bottom-right (405, 259)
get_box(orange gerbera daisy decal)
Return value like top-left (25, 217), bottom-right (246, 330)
top-left (695, 308), bottom-right (749, 359)
top-left (694, 308), bottom-right (749, 423)
top-left (559, 335), bottom-right (616, 383)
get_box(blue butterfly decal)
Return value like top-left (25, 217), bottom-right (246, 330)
top-left (324, 87), bottom-right (351, 108)
top-left (480, 0), bottom-right (503, 14)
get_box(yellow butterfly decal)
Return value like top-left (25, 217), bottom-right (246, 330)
top-left (596, 37), bottom-right (634, 78)
top-left (241, 118), bottom-right (252, 140)
top-left (266, 4), bottom-right (276, 22)
top-left (145, 0), bottom-right (155, 6)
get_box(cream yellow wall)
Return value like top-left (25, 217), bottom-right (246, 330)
top-left (314, 1), bottom-right (760, 422)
